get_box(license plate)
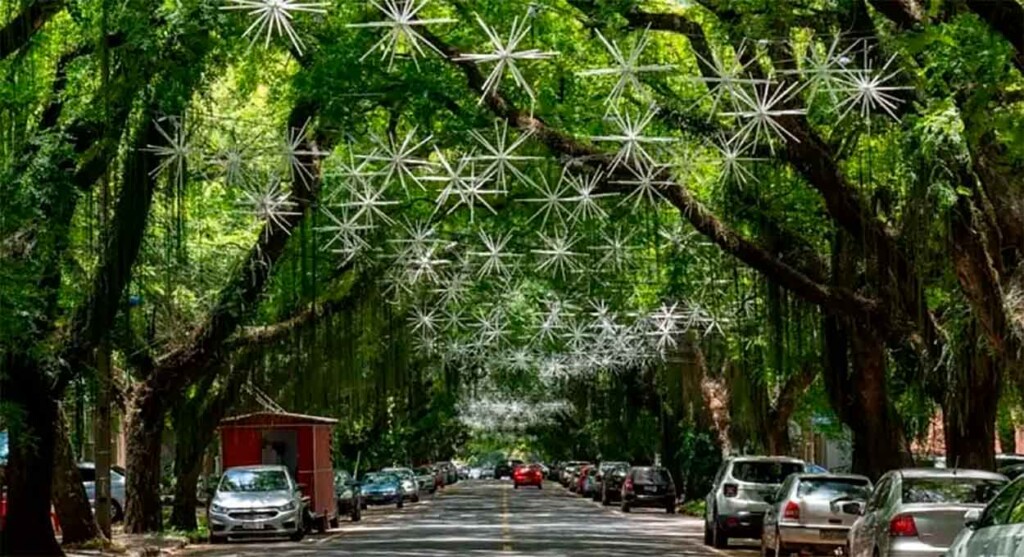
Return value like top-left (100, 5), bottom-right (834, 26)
top-left (819, 530), bottom-right (846, 540)
top-left (643, 486), bottom-right (658, 493)
top-left (241, 522), bottom-right (263, 530)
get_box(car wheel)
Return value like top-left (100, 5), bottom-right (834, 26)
top-left (621, 502), bottom-right (631, 513)
top-left (704, 520), bottom-right (713, 546)
top-left (514, 484), bottom-right (519, 489)
top-left (361, 502), bottom-right (367, 510)
top-left (329, 516), bottom-right (340, 529)
top-left (397, 499), bottom-right (404, 509)
top-left (537, 483), bottom-right (542, 490)
top-left (666, 504), bottom-right (676, 514)
top-left (289, 526), bottom-right (305, 542)
top-left (760, 530), bottom-right (774, 557)
top-left (209, 534), bottom-right (226, 545)
top-left (602, 492), bottom-right (610, 506)
top-left (111, 500), bottom-right (124, 523)
top-left (412, 495), bottom-right (420, 503)
top-left (712, 511), bottom-right (729, 549)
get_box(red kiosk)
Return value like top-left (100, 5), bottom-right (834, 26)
top-left (218, 412), bottom-right (338, 530)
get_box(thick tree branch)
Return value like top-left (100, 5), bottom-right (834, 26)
top-left (423, 31), bottom-right (896, 334)
top-left (0, 0), bottom-right (63, 59)
top-left (866, 0), bottom-right (926, 29)
top-left (966, 0), bottom-right (1024, 74)
top-left (150, 101), bottom-right (331, 392)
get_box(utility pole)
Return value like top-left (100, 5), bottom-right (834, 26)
top-left (94, 0), bottom-right (112, 534)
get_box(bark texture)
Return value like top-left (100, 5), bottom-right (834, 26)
top-left (52, 407), bottom-right (104, 545)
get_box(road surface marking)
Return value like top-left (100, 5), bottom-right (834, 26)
top-left (502, 485), bottom-right (512, 551)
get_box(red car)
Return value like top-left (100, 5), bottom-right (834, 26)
top-left (513, 464), bottom-right (543, 489)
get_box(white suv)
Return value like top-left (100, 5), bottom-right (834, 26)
top-left (704, 456), bottom-right (805, 548)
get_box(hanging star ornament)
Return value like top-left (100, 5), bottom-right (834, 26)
top-left (235, 177), bottom-right (302, 241)
top-left (317, 206), bottom-right (373, 262)
top-left (221, 0), bottom-right (329, 56)
top-left (690, 46), bottom-right (766, 116)
top-left (521, 170), bottom-right (574, 229)
top-left (468, 120), bottom-right (541, 190)
top-left (578, 28), bottom-right (675, 106)
top-left (835, 47), bottom-right (911, 123)
top-left (613, 162), bottom-right (673, 209)
top-left (722, 80), bottom-right (807, 151)
top-left (711, 133), bottom-right (762, 186)
top-left (282, 119), bottom-right (329, 186)
top-left (591, 104), bottom-right (676, 172)
top-left (468, 230), bottom-right (519, 279)
top-left (591, 227), bottom-right (636, 273)
top-left (346, 0), bottom-right (456, 70)
top-left (426, 148), bottom-right (504, 222)
top-left (566, 170), bottom-right (617, 222)
top-left (532, 230), bottom-right (582, 279)
top-left (454, 14), bottom-right (558, 105)
top-left (144, 115), bottom-right (192, 190)
top-left (361, 128), bottom-right (434, 193)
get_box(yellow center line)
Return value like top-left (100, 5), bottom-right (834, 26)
top-left (501, 484), bottom-right (513, 551)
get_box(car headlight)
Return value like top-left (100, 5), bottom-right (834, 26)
top-left (278, 501), bottom-right (296, 512)
top-left (210, 503), bottom-right (228, 514)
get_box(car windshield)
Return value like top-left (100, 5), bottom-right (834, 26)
top-left (416, 467), bottom-right (433, 475)
top-left (732, 461), bottom-right (803, 484)
top-left (219, 469), bottom-right (289, 492)
top-left (997, 455), bottom-right (1024, 468)
top-left (633, 468), bottom-right (672, 485)
top-left (383, 468), bottom-right (413, 479)
top-left (901, 477), bottom-right (1006, 504)
top-left (364, 473), bottom-right (398, 485)
top-left (797, 478), bottom-right (871, 500)
top-left (601, 462), bottom-right (628, 471)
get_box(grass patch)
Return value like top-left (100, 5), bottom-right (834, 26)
top-left (63, 537), bottom-right (127, 553)
top-left (679, 499), bottom-right (706, 517)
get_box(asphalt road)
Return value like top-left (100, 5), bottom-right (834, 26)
top-left (183, 480), bottom-right (761, 556)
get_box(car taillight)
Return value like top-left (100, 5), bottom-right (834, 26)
top-left (783, 501), bottom-right (800, 520)
top-left (889, 514), bottom-right (918, 537)
top-left (723, 484), bottom-right (738, 497)
top-left (624, 479), bottom-right (634, 492)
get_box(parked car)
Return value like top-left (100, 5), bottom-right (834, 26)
top-left (513, 464), bottom-right (543, 489)
top-left (79, 462), bottom-right (127, 522)
top-left (333, 470), bottom-right (362, 522)
top-left (601, 463), bottom-right (631, 506)
top-left (760, 473), bottom-right (872, 556)
top-left (705, 456), bottom-right (806, 548)
top-left (415, 466), bottom-right (440, 494)
top-left (847, 468), bottom-right (1007, 557)
top-left (999, 463), bottom-right (1024, 480)
top-left (480, 465), bottom-right (495, 479)
top-left (577, 465), bottom-right (599, 498)
top-left (804, 463), bottom-right (829, 474)
top-left (593, 461), bottom-right (629, 502)
top-left (494, 460), bottom-right (522, 480)
top-left (560, 461), bottom-right (589, 487)
top-left (360, 472), bottom-right (405, 509)
top-left (435, 461), bottom-right (458, 485)
top-left (382, 467), bottom-right (420, 503)
top-left (621, 466), bottom-right (676, 514)
top-left (207, 465), bottom-right (307, 543)
top-left (946, 474), bottom-right (1024, 557)
top-left (995, 454), bottom-right (1024, 478)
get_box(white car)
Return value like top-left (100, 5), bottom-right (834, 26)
top-left (79, 462), bottom-right (126, 522)
top-left (946, 475), bottom-right (1024, 557)
top-left (705, 456), bottom-right (806, 548)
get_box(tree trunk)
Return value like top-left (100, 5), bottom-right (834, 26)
top-left (2, 356), bottom-right (63, 556)
top-left (764, 415), bottom-right (792, 456)
top-left (124, 387), bottom-right (165, 533)
top-left (52, 406), bottom-right (103, 545)
top-left (823, 318), bottom-right (912, 479)
top-left (943, 333), bottom-right (1000, 470)
top-left (168, 457), bottom-right (200, 531)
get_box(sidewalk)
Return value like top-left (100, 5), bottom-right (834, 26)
top-left (65, 532), bottom-right (190, 557)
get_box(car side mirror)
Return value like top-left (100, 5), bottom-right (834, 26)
top-left (964, 508), bottom-right (982, 530)
top-left (841, 501), bottom-right (864, 516)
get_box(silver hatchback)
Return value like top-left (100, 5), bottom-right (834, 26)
top-left (207, 465), bottom-right (307, 543)
top-left (848, 468), bottom-right (1007, 557)
top-left (705, 456), bottom-right (806, 548)
top-left (761, 473), bottom-right (872, 556)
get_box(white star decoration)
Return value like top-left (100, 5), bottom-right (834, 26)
top-left (282, 119), bottom-right (328, 186)
top-left (567, 171), bottom-right (617, 222)
top-left (722, 81), bottom-right (807, 150)
top-left (361, 128), bottom-right (434, 193)
top-left (578, 28), bottom-right (675, 106)
top-left (521, 171), bottom-right (574, 229)
top-left (591, 228), bottom-right (635, 273)
top-left (144, 115), bottom-right (192, 189)
top-left (454, 14), bottom-right (558, 105)
top-left (222, 0), bottom-right (329, 56)
top-left (469, 230), bottom-right (518, 279)
top-left (591, 105), bottom-right (675, 172)
top-left (613, 162), bottom-right (673, 209)
top-left (236, 177), bottom-right (302, 241)
top-left (346, 0), bottom-right (456, 70)
top-left (835, 50), bottom-right (909, 123)
top-left (428, 149), bottom-right (504, 222)
top-left (468, 120), bottom-right (541, 189)
top-left (532, 230), bottom-right (581, 279)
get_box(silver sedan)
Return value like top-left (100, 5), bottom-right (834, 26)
top-left (761, 473), bottom-right (872, 556)
top-left (848, 468), bottom-right (1007, 557)
top-left (207, 465), bottom-right (307, 543)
